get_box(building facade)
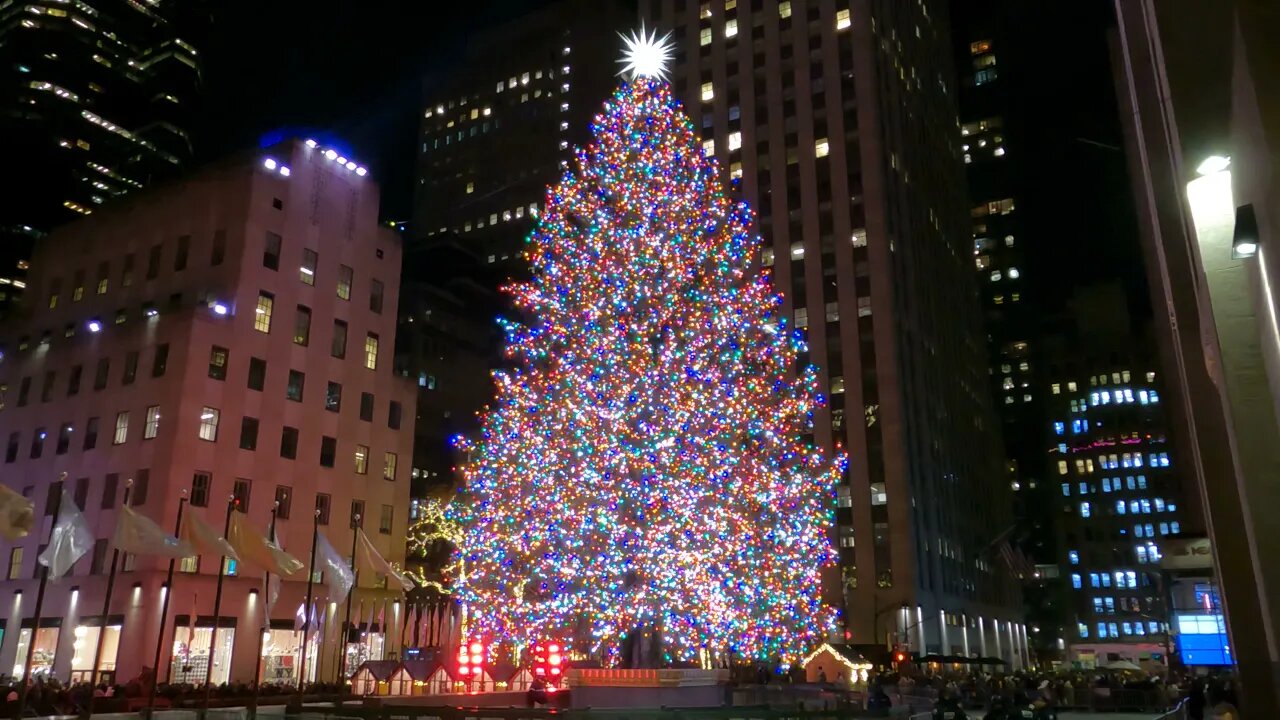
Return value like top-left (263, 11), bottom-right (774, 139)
top-left (411, 0), bottom-right (630, 263)
top-left (641, 0), bottom-right (1023, 662)
top-left (1040, 303), bottom-right (1183, 669)
top-left (1113, 0), bottom-right (1280, 712)
top-left (0, 139), bottom-right (414, 686)
top-left (0, 0), bottom-right (206, 311)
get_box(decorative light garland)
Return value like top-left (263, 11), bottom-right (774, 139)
top-left (451, 78), bottom-right (844, 666)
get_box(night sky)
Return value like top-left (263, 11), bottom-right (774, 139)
top-left (194, 0), bottom-right (1146, 319)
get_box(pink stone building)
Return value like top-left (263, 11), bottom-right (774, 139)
top-left (0, 139), bottom-right (415, 686)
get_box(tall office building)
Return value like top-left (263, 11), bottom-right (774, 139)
top-left (0, 0), bottom-right (206, 310)
top-left (0, 140), bottom-right (414, 685)
top-left (1041, 286), bottom-right (1183, 668)
top-left (642, 0), bottom-right (1023, 661)
top-left (411, 0), bottom-right (630, 263)
top-left (1113, 0), bottom-right (1280, 712)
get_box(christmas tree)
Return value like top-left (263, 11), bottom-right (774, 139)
top-left (453, 30), bottom-right (844, 666)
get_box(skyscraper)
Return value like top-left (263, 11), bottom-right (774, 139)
top-left (642, 0), bottom-right (1022, 660)
top-left (411, 0), bottom-right (630, 264)
top-left (0, 0), bottom-right (206, 310)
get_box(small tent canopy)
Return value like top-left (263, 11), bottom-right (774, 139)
top-left (800, 643), bottom-right (874, 685)
top-left (389, 659), bottom-right (440, 695)
top-left (352, 660), bottom-right (400, 696)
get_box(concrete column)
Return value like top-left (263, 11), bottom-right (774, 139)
top-left (962, 615), bottom-right (971, 657)
top-left (1007, 621), bottom-right (1018, 669)
top-left (978, 616), bottom-right (988, 657)
top-left (916, 606), bottom-right (926, 654)
top-left (992, 619), bottom-right (1002, 663)
top-left (939, 610), bottom-right (949, 654)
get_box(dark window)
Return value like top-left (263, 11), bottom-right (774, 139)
top-left (331, 320), bottom-right (348, 358)
top-left (287, 370), bottom-right (305, 402)
top-left (274, 485), bottom-right (292, 519)
top-left (67, 365), bottom-right (82, 396)
top-left (325, 382), bottom-right (342, 412)
top-left (122, 351), bottom-right (139, 385)
top-left (84, 417), bottom-right (99, 450)
top-left (350, 499), bottom-right (365, 529)
top-left (359, 392), bottom-right (374, 422)
top-left (379, 505), bottom-right (393, 534)
top-left (248, 357), bottom-right (267, 391)
top-left (17, 377), bottom-right (30, 406)
top-left (40, 371), bottom-right (55, 402)
top-left (152, 343), bottom-right (170, 377)
top-left (44, 480), bottom-right (62, 516)
top-left (56, 423), bottom-right (72, 455)
top-left (272, 197), bottom-right (283, 210)
top-left (175, 235), bottom-right (190, 271)
top-left (208, 346), bottom-right (228, 380)
top-left (388, 401), bottom-right (402, 430)
top-left (294, 305), bottom-right (311, 346)
top-left (90, 539), bottom-right (108, 575)
top-left (239, 416), bottom-right (259, 451)
top-left (132, 469), bottom-right (149, 506)
top-left (146, 244), bottom-right (162, 280)
top-left (73, 476), bottom-right (88, 509)
top-left (316, 493), bottom-right (331, 525)
top-left (211, 229), bottom-right (227, 266)
top-left (369, 279), bottom-right (384, 314)
top-left (121, 253), bottom-right (135, 287)
top-left (5, 432), bottom-right (18, 463)
top-left (191, 472), bottom-right (211, 507)
top-left (264, 232), bottom-right (282, 270)
top-left (102, 473), bottom-right (118, 508)
top-left (280, 426), bottom-right (299, 459)
top-left (232, 478), bottom-right (251, 512)
top-left (94, 358), bottom-right (109, 390)
top-left (320, 436), bottom-right (337, 467)
top-left (30, 427), bottom-right (45, 459)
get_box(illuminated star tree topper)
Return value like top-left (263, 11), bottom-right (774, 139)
top-left (617, 25), bottom-right (674, 81)
top-left (453, 38), bottom-right (843, 667)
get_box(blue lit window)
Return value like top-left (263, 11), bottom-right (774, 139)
top-left (1109, 622), bottom-right (1120, 637)
top-left (1127, 571), bottom-right (1137, 587)
top-left (1061, 483), bottom-right (1070, 497)
top-left (1093, 598), bottom-right (1104, 613)
top-left (1150, 390), bottom-right (1160, 403)
top-left (1080, 502), bottom-right (1091, 518)
top-left (1069, 550), bottom-right (1080, 565)
top-left (1090, 392), bottom-right (1100, 406)
top-left (1131, 500), bottom-right (1141, 514)
top-left (1101, 573), bottom-right (1112, 588)
top-left (1172, 521), bottom-right (1181, 534)
top-left (1155, 498), bottom-right (1166, 512)
top-left (1105, 597), bottom-right (1116, 613)
top-left (1058, 443), bottom-right (1068, 453)
top-left (1078, 623), bottom-right (1088, 638)
top-left (1149, 621), bottom-right (1159, 633)
top-left (1139, 390), bottom-right (1149, 404)
top-left (1141, 499), bottom-right (1152, 514)
top-left (1160, 453), bottom-right (1170, 467)
top-left (1159, 522), bottom-right (1169, 535)
top-left (974, 68), bottom-right (998, 85)
top-left (1134, 524), bottom-right (1145, 538)
top-left (1137, 547), bottom-right (1148, 563)
top-left (1072, 419), bottom-right (1085, 434)
top-left (1122, 622), bottom-right (1133, 635)
top-left (1117, 500), bottom-right (1126, 515)
top-left (1054, 421), bottom-right (1065, 435)
top-left (1097, 622), bottom-right (1108, 638)
top-left (1137, 475), bottom-right (1147, 489)
top-left (1071, 573), bottom-right (1082, 589)
top-left (1079, 482), bottom-right (1088, 494)
top-left (1102, 478), bottom-right (1112, 492)
top-left (1089, 573), bottom-right (1099, 587)
top-left (1146, 523), bottom-right (1155, 536)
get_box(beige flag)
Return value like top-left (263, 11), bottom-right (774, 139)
top-left (179, 510), bottom-right (239, 560)
top-left (227, 512), bottom-right (302, 577)
top-left (355, 529), bottom-right (414, 591)
top-left (113, 506), bottom-right (195, 558)
top-left (0, 484), bottom-right (33, 540)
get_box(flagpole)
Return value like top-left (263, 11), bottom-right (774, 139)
top-left (336, 517), bottom-right (360, 687)
top-left (202, 496), bottom-right (236, 709)
top-left (144, 493), bottom-right (187, 716)
top-left (15, 472), bottom-right (66, 720)
top-left (89, 478), bottom-right (132, 687)
top-left (250, 503), bottom-right (279, 716)
top-left (294, 508), bottom-right (320, 701)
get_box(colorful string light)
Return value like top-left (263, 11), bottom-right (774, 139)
top-left (452, 78), bottom-right (844, 666)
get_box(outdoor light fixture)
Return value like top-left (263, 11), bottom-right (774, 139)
top-left (144, 305), bottom-right (159, 317)
top-left (324, 149), bottom-right (337, 160)
top-left (1197, 155), bottom-right (1231, 176)
top-left (1233, 203), bottom-right (1260, 259)
top-left (279, 166), bottom-right (291, 177)
top-left (305, 139), bottom-right (318, 148)
top-left (211, 302), bottom-right (229, 316)
top-left (335, 155), bottom-right (348, 165)
top-left (86, 318), bottom-right (102, 333)
top-left (263, 158), bottom-right (278, 171)
top-left (355, 167), bottom-right (368, 176)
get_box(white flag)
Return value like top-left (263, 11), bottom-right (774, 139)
top-left (38, 488), bottom-right (92, 578)
top-left (355, 529), bottom-right (414, 591)
top-left (112, 506), bottom-right (195, 558)
top-left (316, 531), bottom-right (355, 601)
